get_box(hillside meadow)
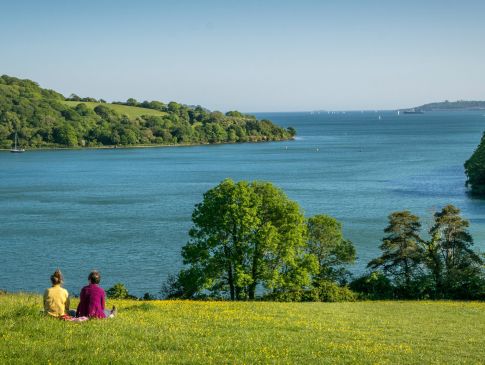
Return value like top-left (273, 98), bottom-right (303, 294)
top-left (61, 101), bottom-right (167, 119)
top-left (0, 294), bottom-right (484, 364)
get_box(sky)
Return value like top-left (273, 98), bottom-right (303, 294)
top-left (1, 0), bottom-right (485, 112)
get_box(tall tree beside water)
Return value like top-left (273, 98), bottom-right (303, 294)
top-left (427, 205), bottom-right (484, 299)
top-left (368, 211), bottom-right (425, 297)
top-left (175, 179), bottom-right (316, 300)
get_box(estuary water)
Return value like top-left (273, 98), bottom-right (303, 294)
top-left (1, 111), bottom-right (485, 296)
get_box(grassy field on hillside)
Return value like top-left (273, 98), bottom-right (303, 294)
top-left (61, 101), bottom-right (166, 119)
top-left (1, 294), bottom-right (484, 364)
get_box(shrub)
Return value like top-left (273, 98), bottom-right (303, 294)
top-left (312, 281), bottom-right (357, 302)
top-left (350, 271), bottom-right (395, 300)
top-left (107, 283), bottom-right (131, 299)
top-left (142, 292), bottom-right (156, 301)
top-left (264, 281), bottom-right (356, 302)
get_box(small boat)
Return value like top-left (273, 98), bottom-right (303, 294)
top-left (10, 132), bottom-right (25, 153)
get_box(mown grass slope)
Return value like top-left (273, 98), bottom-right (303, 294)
top-left (61, 101), bottom-right (166, 118)
top-left (1, 294), bottom-right (484, 364)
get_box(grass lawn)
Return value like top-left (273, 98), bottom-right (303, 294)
top-left (61, 101), bottom-right (166, 119)
top-left (0, 294), bottom-right (484, 364)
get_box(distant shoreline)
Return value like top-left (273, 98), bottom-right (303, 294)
top-left (0, 138), bottom-right (294, 152)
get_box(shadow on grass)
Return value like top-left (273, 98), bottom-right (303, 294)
top-left (122, 303), bottom-right (158, 312)
top-left (0, 305), bottom-right (41, 320)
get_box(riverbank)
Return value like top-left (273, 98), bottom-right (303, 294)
top-left (1, 293), bottom-right (484, 364)
top-left (0, 137), bottom-right (295, 152)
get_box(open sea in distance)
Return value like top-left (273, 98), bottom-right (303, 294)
top-left (1, 111), bottom-right (485, 296)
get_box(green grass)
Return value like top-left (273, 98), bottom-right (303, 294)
top-left (61, 101), bottom-right (166, 119)
top-left (1, 294), bottom-right (484, 364)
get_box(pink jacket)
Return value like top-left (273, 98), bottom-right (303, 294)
top-left (76, 284), bottom-right (106, 318)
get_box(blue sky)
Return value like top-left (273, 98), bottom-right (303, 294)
top-left (1, 0), bottom-right (484, 111)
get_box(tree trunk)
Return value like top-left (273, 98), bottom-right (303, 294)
top-left (228, 263), bottom-right (235, 300)
top-left (248, 246), bottom-right (259, 300)
top-left (432, 254), bottom-right (443, 298)
top-left (404, 260), bottom-right (411, 295)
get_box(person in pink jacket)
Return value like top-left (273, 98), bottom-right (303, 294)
top-left (76, 271), bottom-right (116, 319)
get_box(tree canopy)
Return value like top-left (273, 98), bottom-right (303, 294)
top-left (307, 214), bottom-right (356, 283)
top-left (175, 179), bottom-right (316, 300)
top-left (368, 211), bottom-right (424, 295)
top-left (427, 205), bottom-right (483, 298)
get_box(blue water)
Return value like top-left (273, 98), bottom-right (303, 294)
top-left (1, 111), bottom-right (485, 296)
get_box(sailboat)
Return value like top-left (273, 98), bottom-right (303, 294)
top-left (10, 132), bottom-right (25, 153)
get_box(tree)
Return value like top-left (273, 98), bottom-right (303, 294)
top-left (306, 214), bottom-right (355, 283)
top-left (182, 179), bottom-right (259, 300)
top-left (250, 182), bottom-right (316, 298)
top-left (287, 127), bottom-right (296, 137)
top-left (427, 205), bottom-right (484, 298)
top-left (94, 104), bottom-right (118, 121)
top-left (53, 124), bottom-right (78, 146)
top-left (178, 179), bottom-right (316, 300)
top-left (225, 111), bottom-right (244, 118)
top-left (126, 98), bottom-right (139, 106)
top-left (106, 283), bottom-right (130, 299)
top-left (68, 93), bottom-right (81, 101)
top-left (168, 101), bottom-right (180, 114)
top-left (368, 211), bottom-right (424, 296)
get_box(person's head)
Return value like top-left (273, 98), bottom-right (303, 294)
top-left (88, 271), bottom-right (101, 285)
top-left (50, 269), bottom-right (63, 286)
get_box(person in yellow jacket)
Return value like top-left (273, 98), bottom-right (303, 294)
top-left (43, 269), bottom-right (71, 317)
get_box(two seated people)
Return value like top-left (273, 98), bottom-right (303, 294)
top-left (44, 269), bottom-right (116, 319)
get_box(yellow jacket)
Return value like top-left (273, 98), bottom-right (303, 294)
top-left (43, 285), bottom-right (70, 317)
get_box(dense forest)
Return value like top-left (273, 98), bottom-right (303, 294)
top-left (0, 75), bottom-right (294, 149)
top-left (413, 100), bottom-right (485, 111)
top-left (465, 132), bottom-right (485, 195)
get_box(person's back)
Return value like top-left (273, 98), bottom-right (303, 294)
top-left (43, 270), bottom-right (70, 317)
top-left (76, 271), bottom-right (107, 318)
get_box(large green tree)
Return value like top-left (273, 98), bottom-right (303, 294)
top-left (368, 211), bottom-right (424, 296)
top-left (177, 179), bottom-right (316, 300)
top-left (427, 205), bottom-right (484, 298)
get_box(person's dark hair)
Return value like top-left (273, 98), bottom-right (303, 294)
top-left (88, 271), bottom-right (101, 284)
top-left (50, 269), bottom-right (63, 285)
